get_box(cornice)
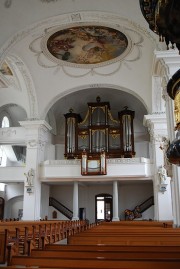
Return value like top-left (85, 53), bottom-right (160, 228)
top-left (19, 120), bottom-right (52, 131)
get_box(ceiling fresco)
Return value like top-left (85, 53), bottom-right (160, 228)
top-left (0, 62), bottom-right (13, 76)
top-left (46, 25), bottom-right (128, 65)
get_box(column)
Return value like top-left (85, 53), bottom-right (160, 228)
top-left (19, 120), bottom-right (52, 220)
top-left (72, 181), bottom-right (79, 220)
top-left (112, 180), bottom-right (119, 221)
top-left (143, 115), bottom-right (173, 221)
top-left (154, 51), bottom-right (180, 226)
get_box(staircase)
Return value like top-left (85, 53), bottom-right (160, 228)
top-left (49, 197), bottom-right (73, 220)
top-left (139, 196), bottom-right (154, 213)
top-left (124, 196), bottom-right (154, 220)
top-left (12, 146), bottom-right (26, 163)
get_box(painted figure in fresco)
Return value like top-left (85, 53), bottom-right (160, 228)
top-left (47, 25), bottom-right (128, 64)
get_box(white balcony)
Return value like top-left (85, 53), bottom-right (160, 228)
top-left (0, 127), bottom-right (25, 145)
top-left (40, 158), bottom-right (153, 183)
top-left (0, 166), bottom-right (26, 182)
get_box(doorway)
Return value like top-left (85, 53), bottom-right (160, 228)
top-left (0, 197), bottom-right (4, 220)
top-left (95, 194), bottom-right (112, 222)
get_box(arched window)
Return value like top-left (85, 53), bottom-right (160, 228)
top-left (0, 115), bottom-right (10, 166)
top-left (2, 116), bottom-right (10, 128)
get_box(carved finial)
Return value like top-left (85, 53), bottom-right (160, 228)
top-left (96, 96), bottom-right (101, 103)
top-left (124, 106), bottom-right (128, 110)
top-left (69, 108), bottom-right (74, 113)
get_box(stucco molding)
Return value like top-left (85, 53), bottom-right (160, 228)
top-left (0, 11), bottom-right (157, 67)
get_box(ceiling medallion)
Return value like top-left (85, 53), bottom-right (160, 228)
top-left (41, 25), bottom-right (130, 68)
top-left (29, 21), bottom-right (143, 76)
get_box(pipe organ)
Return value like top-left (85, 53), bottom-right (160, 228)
top-left (64, 97), bottom-right (135, 159)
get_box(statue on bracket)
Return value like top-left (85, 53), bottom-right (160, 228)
top-left (24, 168), bottom-right (35, 186)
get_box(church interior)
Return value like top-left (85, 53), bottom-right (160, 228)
top-left (0, 0), bottom-right (180, 230)
top-left (1, 0), bottom-right (180, 268)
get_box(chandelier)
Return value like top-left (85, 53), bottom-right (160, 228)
top-left (140, 0), bottom-right (180, 52)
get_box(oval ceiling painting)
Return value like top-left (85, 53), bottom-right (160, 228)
top-left (46, 25), bottom-right (129, 66)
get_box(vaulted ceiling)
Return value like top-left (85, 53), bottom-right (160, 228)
top-left (0, 0), bottom-right (167, 130)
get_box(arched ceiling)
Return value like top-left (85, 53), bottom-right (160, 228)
top-left (49, 87), bottom-right (147, 122)
top-left (0, 0), bottom-right (167, 124)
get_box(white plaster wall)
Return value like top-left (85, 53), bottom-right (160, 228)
top-left (4, 195), bottom-right (23, 219)
top-left (41, 183), bottom-right (50, 219)
top-left (119, 182), bottom-right (153, 220)
top-left (55, 144), bottom-right (65, 160)
top-left (0, 0), bottom-right (149, 51)
top-left (142, 206), bottom-right (154, 220)
top-left (135, 141), bottom-right (149, 158)
top-left (11, 198), bottom-right (23, 219)
top-left (0, 9), bottom-right (155, 119)
top-left (0, 167), bottom-right (25, 182)
top-left (50, 182), bottom-right (154, 223)
top-left (48, 206), bottom-right (69, 221)
top-left (45, 144), bottom-right (55, 161)
top-left (5, 183), bottom-right (24, 200)
top-left (157, 177), bottom-right (173, 221)
top-left (0, 190), bottom-right (5, 199)
top-left (50, 185), bottom-right (73, 211)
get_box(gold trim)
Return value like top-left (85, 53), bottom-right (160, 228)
top-left (79, 110), bottom-right (89, 126)
top-left (92, 129), bottom-right (106, 135)
top-left (110, 133), bottom-right (120, 139)
top-left (78, 134), bottom-right (88, 139)
top-left (108, 110), bottom-right (119, 123)
top-left (67, 117), bottom-right (75, 124)
top-left (171, 78), bottom-right (180, 99)
top-left (174, 89), bottom-right (180, 125)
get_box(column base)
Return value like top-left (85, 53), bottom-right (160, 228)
top-left (72, 217), bottom-right (79, 220)
top-left (112, 217), bottom-right (120, 221)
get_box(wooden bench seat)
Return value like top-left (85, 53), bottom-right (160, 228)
top-left (30, 248), bottom-right (180, 259)
top-left (68, 233), bottom-right (180, 246)
top-left (0, 220), bottom-right (87, 265)
top-left (99, 221), bottom-right (173, 227)
top-left (9, 256), bottom-right (180, 269)
top-left (44, 243), bottom-right (180, 252)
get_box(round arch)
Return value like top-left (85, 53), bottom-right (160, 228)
top-left (4, 195), bottom-right (23, 220)
top-left (43, 84), bottom-right (148, 120)
top-left (0, 104), bottom-right (27, 127)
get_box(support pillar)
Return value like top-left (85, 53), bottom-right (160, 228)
top-left (112, 180), bottom-right (119, 221)
top-left (20, 120), bottom-right (52, 220)
top-left (143, 115), bottom-right (173, 221)
top-left (72, 181), bottom-right (79, 220)
top-left (153, 50), bottom-right (180, 226)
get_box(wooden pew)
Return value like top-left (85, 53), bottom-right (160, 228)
top-left (2, 220), bottom-right (180, 269)
top-left (8, 255), bottom-right (180, 269)
top-left (99, 220), bottom-right (173, 227)
top-left (44, 244), bottom-right (180, 253)
top-left (0, 231), bottom-right (7, 264)
top-left (67, 221), bottom-right (180, 246)
top-left (0, 220), bottom-right (88, 265)
top-left (30, 248), bottom-right (180, 259)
